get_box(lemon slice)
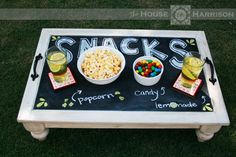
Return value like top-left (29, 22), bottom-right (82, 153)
top-left (189, 57), bottom-right (203, 67)
top-left (49, 64), bottom-right (61, 73)
top-left (50, 52), bottom-right (66, 62)
top-left (49, 52), bottom-right (66, 73)
top-left (182, 66), bottom-right (196, 80)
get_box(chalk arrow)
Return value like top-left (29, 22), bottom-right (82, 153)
top-left (201, 96), bottom-right (206, 104)
top-left (71, 90), bottom-right (82, 102)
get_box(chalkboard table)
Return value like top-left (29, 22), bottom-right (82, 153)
top-left (17, 29), bottom-right (230, 142)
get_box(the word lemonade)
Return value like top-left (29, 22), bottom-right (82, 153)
top-left (47, 51), bottom-right (67, 82)
top-left (181, 56), bottom-right (204, 88)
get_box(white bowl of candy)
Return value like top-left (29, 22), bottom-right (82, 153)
top-left (133, 56), bottom-right (164, 86)
top-left (77, 46), bottom-right (126, 85)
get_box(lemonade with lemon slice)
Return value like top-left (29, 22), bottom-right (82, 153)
top-left (181, 53), bottom-right (204, 88)
top-left (46, 47), bottom-right (68, 82)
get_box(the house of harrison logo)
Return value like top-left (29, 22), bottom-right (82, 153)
top-left (171, 5), bottom-right (191, 25)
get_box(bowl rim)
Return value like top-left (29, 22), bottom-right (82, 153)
top-left (133, 56), bottom-right (164, 80)
top-left (77, 46), bottom-right (126, 81)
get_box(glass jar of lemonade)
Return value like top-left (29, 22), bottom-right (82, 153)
top-left (181, 52), bottom-right (205, 88)
top-left (46, 46), bottom-right (68, 82)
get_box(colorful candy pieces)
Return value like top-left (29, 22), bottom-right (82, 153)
top-left (134, 59), bottom-right (162, 77)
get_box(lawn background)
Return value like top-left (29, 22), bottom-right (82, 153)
top-left (0, 0), bottom-right (235, 156)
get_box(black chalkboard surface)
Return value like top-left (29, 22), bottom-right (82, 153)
top-left (34, 35), bottom-right (213, 112)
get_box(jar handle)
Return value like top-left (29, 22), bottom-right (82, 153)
top-left (205, 57), bottom-right (217, 85)
top-left (31, 53), bottom-right (43, 81)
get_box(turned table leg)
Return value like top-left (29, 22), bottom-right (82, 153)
top-left (196, 125), bottom-right (221, 142)
top-left (23, 122), bottom-right (49, 141)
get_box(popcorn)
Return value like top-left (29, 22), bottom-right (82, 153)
top-left (81, 50), bottom-right (122, 80)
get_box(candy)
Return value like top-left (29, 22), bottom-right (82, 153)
top-left (144, 71), bottom-right (149, 77)
top-left (151, 66), bottom-right (155, 71)
top-left (135, 59), bottom-right (162, 78)
top-left (143, 60), bottom-right (148, 64)
top-left (150, 72), bottom-right (155, 77)
top-left (147, 60), bottom-right (153, 63)
top-left (155, 68), bottom-right (161, 73)
top-left (136, 62), bottom-right (141, 66)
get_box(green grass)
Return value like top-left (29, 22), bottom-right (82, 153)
top-left (0, 1), bottom-right (236, 157)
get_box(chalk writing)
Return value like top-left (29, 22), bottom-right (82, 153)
top-left (79, 38), bottom-right (98, 55)
top-left (71, 90), bottom-right (82, 102)
top-left (120, 38), bottom-right (139, 55)
top-left (169, 39), bottom-right (189, 69)
top-left (71, 90), bottom-right (115, 105)
top-left (55, 37), bottom-right (76, 63)
top-left (161, 87), bottom-right (165, 95)
top-left (102, 38), bottom-right (118, 49)
top-left (73, 37), bottom-right (195, 70)
top-left (155, 101), bottom-right (198, 109)
top-left (142, 39), bottom-right (168, 60)
top-left (134, 87), bottom-right (165, 101)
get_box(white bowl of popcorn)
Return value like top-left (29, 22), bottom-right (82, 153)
top-left (77, 46), bottom-right (126, 85)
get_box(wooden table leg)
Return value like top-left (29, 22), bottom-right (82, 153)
top-left (23, 122), bottom-right (49, 141)
top-left (196, 125), bottom-right (221, 142)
